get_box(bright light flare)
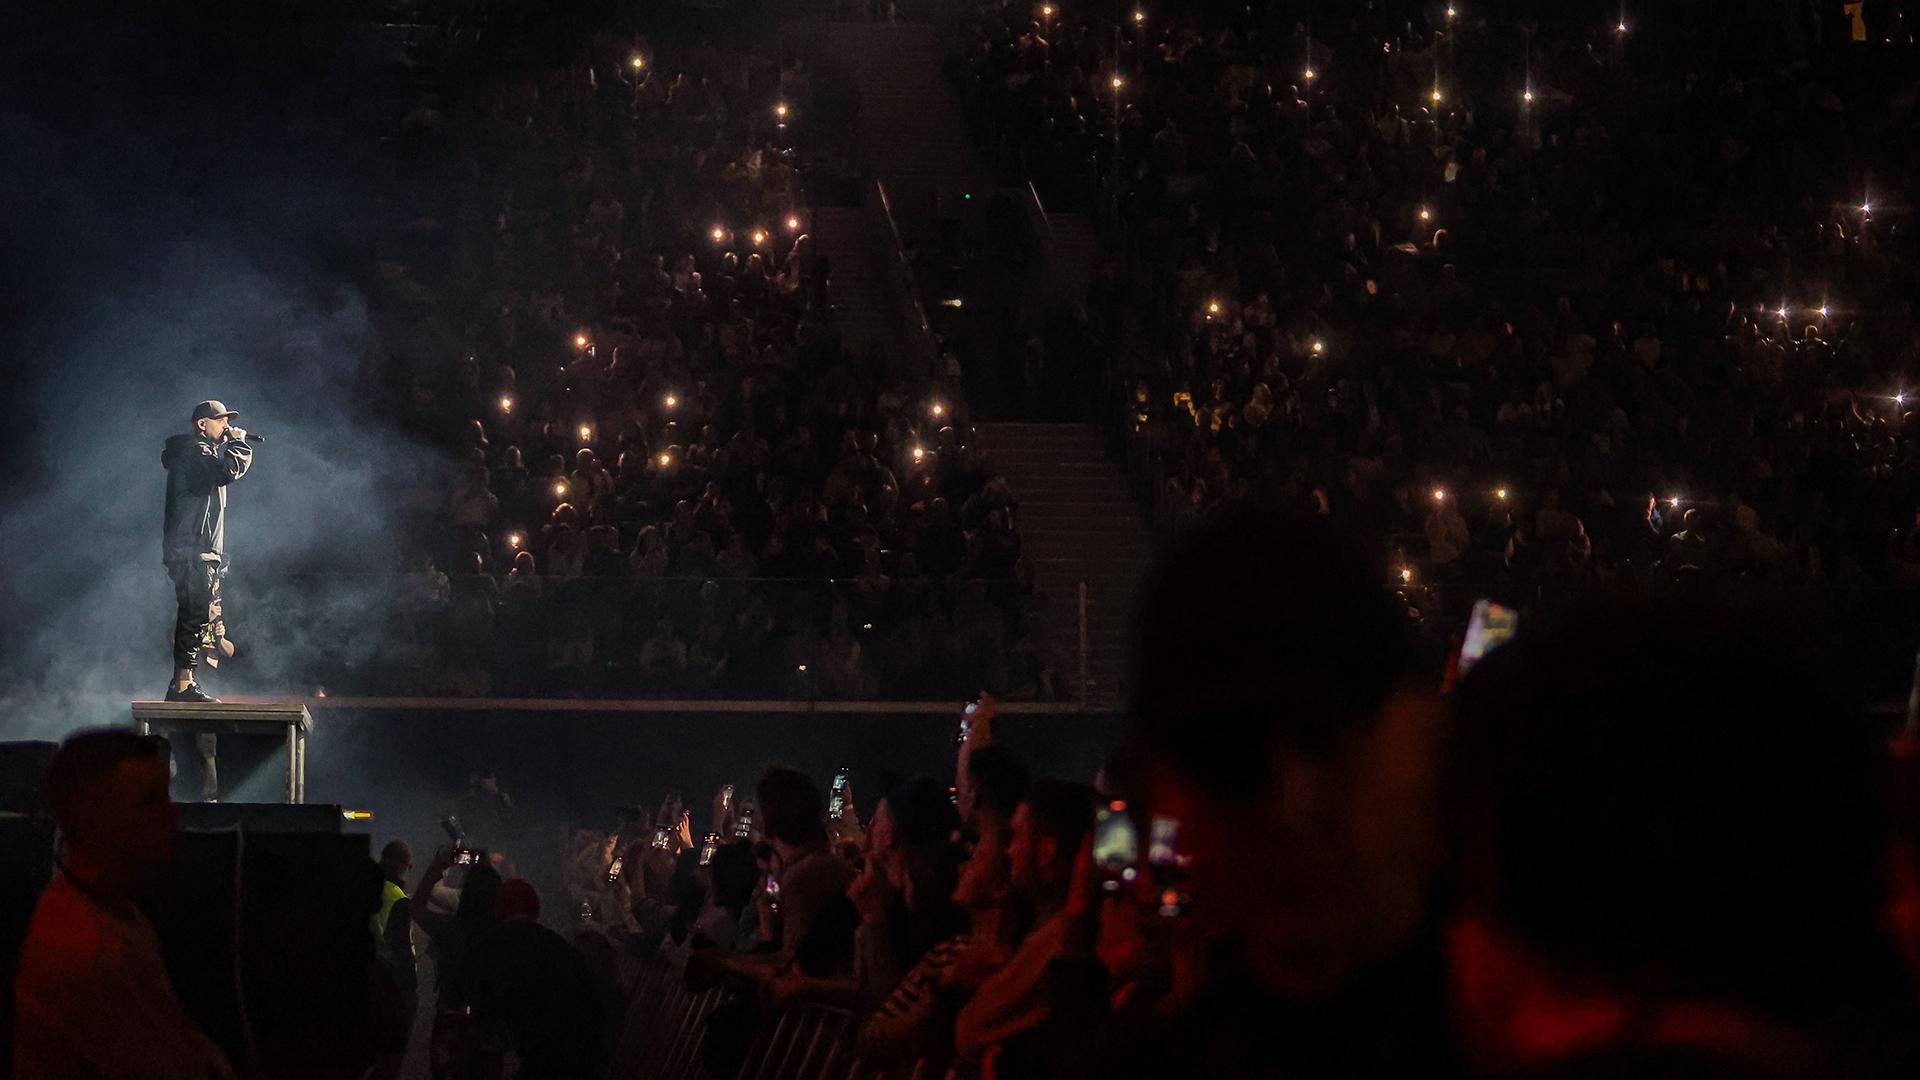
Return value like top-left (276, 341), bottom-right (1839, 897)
top-left (774, 102), bottom-right (789, 120)
top-left (1430, 87), bottom-right (1444, 103)
top-left (657, 452), bottom-right (672, 467)
top-left (579, 424), bottom-right (593, 441)
top-left (1041, 3), bottom-right (1054, 16)
top-left (508, 532), bottom-right (524, 548)
top-left (1496, 487), bottom-right (1510, 501)
top-left (1522, 87), bottom-right (1535, 104)
top-left (499, 395), bottom-right (514, 413)
top-left (664, 394), bottom-right (678, 409)
top-left (630, 55), bottom-right (645, 70)
top-left (1111, 75), bottom-right (1125, 91)
top-left (1616, 19), bottom-right (1628, 32)
top-left (1303, 67), bottom-right (1317, 81)
top-left (1399, 566), bottom-right (1414, 584)
top-left (574, 333), bottom-right (589, 348)
top-left (1132, 8), bottom-right (1145, 24)
top-left (1418, 206), bottom-right (1433, 222)
top-left (785, 215), bottom-right (801, 231)
top-left (750, 229), bottom-right (767, 246)
top-left (553, 481), bottom-right (569, 498)
top-left (1431, 488), bottom-right (1447, 503)
top-left (1310, 339), bottom-right (1325, 354)
top-left (930, 402), bottom-right (946, 418)
top-left (711, 225), bottom-right (726, 243)
top-left (1668, 495), bottom-right (1682, 509)
top-left (912, 446), bottom-right (926, 462)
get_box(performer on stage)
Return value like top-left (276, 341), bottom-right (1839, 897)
top-left (162, 400), bottom-right (255, 704)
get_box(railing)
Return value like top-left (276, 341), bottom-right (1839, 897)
top-left (871, 179), bottom-right (941, 381)
top-left (161, 572), bottom-right (1087, 705)
top-left (607, 959), bottom-right (886, 1080)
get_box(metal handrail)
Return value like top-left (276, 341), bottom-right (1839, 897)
top-left (871, 179), bottom-right (940, 379)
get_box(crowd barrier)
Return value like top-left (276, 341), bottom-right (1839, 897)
top-left (607, 958), bottom-right (916, 1080)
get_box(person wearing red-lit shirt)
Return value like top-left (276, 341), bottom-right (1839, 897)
top-left (13, 730), bottom-right (234, 1080)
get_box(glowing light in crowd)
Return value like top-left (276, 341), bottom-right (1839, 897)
top-left (658, 452), bottom-right (672, 467)
top-left (342, 810), bottom-right (374, 821)
top-left (1041, 3), bottom-right (1054, 17)
top-left (750, 229), bottom-right (767, 246)
top-left (630, 55), bottom-right (645, 71)
top-left (1303, 67), bottom-right (1317, 81)
top-left (1311, 339), bottom-right (1325, 354)
top-left (930, 402), bottom-right (947, 418)
top-left (1668, 495), bottom-right (1682, 509)
top-left (1418, 206), bottom-right (1434, 222)
top-left (711, 225), bottom-right (726, 243)
top-left (508, 533), bottom-right (524, 549)
top-left (1896, 393), bottom-right (1908, 406)
top-left (1496, 487), bottom-right (1510, 501)
top-left (1430, 86), bottom-right (1444, 103)
top-left (1818, 304), bottom-right (1830, 318)
top-left (1522, 87), bottom-right (1535, 104)
top-left (1616, 19), bottom-right (1628, 33)
top-left (499, 395), bottom-right (514, 413)
top-left (1133, 8), bottom-right (1145, 24)
top-left (1446, 6), bottom-right (1457, 19)
top-left (786, 215), bottom-right (802, 231)
top-left (664, 394), bottom-right (678, 409)
top-left (1431, 488), bottom-right (1447, 503)
top-left (579, 424), bottom-right (593, 441)
top-left (1111, 75), bottom-right (1125, 91)
top-left (912, 446), bottom-right (926, 462)
top-left (553, 481), bottom-right (569, 498)
top-left (940, 297), bottom-right (965, 308)
top-left (1862, 201), bottom-right (1873, 215)
top-left (574, 333), bottom-right (589, 348)
top-left (1777, 302), bottom-right (1790, 320)
top-left (1206, 299), bottom-right (1222, 316)
top-left (797, 663), bottom-right (809, 672)
top-left (1400, 567), bottom-right (1414, 584)
top-left (774, 102), bottom-right (789, 120)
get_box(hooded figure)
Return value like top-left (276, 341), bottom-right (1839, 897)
top-left (161, 400), bottom-right (254, 703)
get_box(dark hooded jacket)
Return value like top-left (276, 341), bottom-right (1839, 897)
top-left (162, 433), bottom-right (254, 561)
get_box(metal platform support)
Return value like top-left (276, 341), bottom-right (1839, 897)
top-left (130, 701), bottom-right (312, 804)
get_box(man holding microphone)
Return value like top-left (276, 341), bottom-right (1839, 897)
top-left (161, 400), bottom-right (256, 704)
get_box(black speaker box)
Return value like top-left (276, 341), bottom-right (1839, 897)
top-left (177, 801), bottom-right (343, 834)
top-left (137, 830), bottom-right (385, 1078)
top-left (0, 741), bottom-right (57, 815)
top-left (0, 813), bottom-right (57, 1080)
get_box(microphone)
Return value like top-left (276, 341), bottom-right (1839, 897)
top-left (232, 428), bottom-right (267, 443)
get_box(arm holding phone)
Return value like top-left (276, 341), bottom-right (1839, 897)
top-left (956, 694), bottom-right (997, 821)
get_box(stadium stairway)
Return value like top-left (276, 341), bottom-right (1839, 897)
top-left (811, 205), bottom-right (912, 368)
top-left (972, 422), bottom-right (1156, 709)
top-left (820, 22), bottom-right (983, 244)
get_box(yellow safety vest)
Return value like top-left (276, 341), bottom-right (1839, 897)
top-left (371, 880), bottom-right (414, 958)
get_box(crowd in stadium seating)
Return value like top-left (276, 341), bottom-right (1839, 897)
top-left (344, 23), bottom-right (1050, 701)
top-left (951, 1), bottom-right (1920, 614)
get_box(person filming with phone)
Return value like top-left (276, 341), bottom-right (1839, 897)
top-left (161, 400), bottom-right (255, 704)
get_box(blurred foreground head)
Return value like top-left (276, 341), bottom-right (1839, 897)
top-left (1451, 587), bottom-right (1900, 1025)
top-left (1131, 501), bottom-right (1439, 1000)
top-left (47, 728), bottom-right (179, 879)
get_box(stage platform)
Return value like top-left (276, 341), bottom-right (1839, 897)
top-left (131, 701), bottom-right (312, 803)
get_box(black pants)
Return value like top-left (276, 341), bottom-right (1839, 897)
top-left (166, 557), bottom-right (218, 672)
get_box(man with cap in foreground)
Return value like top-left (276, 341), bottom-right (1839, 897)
top-left (161, 400), bottom-right (255, 703)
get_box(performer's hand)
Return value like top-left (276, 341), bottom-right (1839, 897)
top-left (227, 425), bottom-right (247, 442)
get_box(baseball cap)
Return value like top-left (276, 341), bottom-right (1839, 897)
top-left (191, 400), bottom-right (239, 422)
